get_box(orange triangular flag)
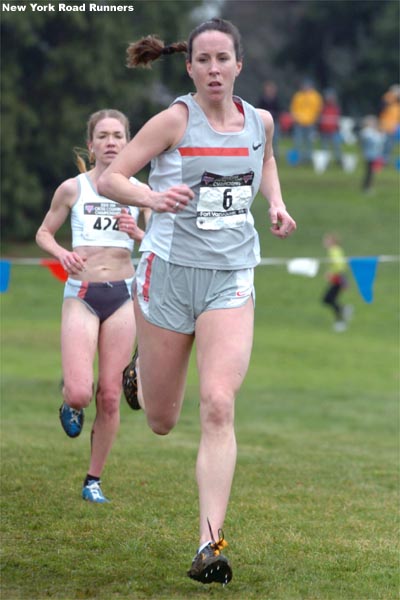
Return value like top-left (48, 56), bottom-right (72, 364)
top-left (40, 259), bottom-right (68, 282)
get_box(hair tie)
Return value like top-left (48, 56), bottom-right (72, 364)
top-left (162, 45), bottom-right (175, 56)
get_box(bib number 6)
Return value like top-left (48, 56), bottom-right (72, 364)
top-left (223, 188), bottom-right (233, 210)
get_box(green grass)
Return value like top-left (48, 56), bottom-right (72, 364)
top-left (1, 157), bottom-right (399, 599)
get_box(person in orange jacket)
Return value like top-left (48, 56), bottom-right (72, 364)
top-left (379, 84), bottom-right (400, 164)
top-left (290, 78), bottom-right (323, 164)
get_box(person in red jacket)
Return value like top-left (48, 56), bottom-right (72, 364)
top-left (319, 88), bottom-right (343, 164)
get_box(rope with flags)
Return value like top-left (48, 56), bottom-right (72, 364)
top-left (1, 255), bottom-right (398, 303)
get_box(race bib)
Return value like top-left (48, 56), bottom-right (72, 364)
top-left (82, 202), bottom-right (131, 242)
top-left (197, 171), bottom-right (254, 230)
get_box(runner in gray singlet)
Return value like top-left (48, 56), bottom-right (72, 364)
top-left (99, 18), bottom-right (296, 584)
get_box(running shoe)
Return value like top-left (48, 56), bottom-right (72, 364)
top-left (122, 347), bottom-right (141, 410)
top-left (333, 320), bottom-right (347, 332)
top-left (343, 304), bottom-right (354, 321)
top-left (187, 531), bottom-right (232, 585)
top-left (59, 402), bottom-right (84, 438)
top-left (82, 480), bottom-right (110, 503)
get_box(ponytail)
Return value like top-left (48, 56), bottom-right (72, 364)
top-left (126, 35), bottom-right (187, 68)
top-left (73, 147), bottom-right (94, 173)
top-left (126, 19), bottom-right (242, 67)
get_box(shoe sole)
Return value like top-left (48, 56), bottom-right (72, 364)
top-left (82, 495), bottom-right (109, 503)
top-left (188, 557), bottom-right (232, 585)
top-left (122, 347), bottom-right (141, 410)
top-left (59, 406), bottom-right (84, 438)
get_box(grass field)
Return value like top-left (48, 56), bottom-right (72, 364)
top-left (1, 155), bottom-right (399, 599)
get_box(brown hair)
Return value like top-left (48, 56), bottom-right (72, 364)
top-left (126, 35), bottom-right (187, 68)
top-left (126, 18), bottom-right (243, 69)
top-left (73, 109), bottom-right (130, 172)
top-left (187, 18), bottom-right (243, 62)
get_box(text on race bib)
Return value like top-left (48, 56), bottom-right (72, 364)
top-left (197, 171), bottom-right (254, 230)
top-left (83, 202), bottom-right (131, 241)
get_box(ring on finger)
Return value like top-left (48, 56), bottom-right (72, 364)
top-left (174, 201), bottom-right (180, 209)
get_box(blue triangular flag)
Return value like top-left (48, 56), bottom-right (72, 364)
top-left (0, 260), bottom-right (11, 293)
top-left (348, 256), bottom-right (378, 303)
top-left (286, 148), bottom-right (300, 166)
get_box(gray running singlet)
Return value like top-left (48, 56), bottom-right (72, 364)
top-left (140, 94), bottom-right (266, 270)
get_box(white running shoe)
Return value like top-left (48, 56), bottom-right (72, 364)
top-left (343, 305), bottom-right (354, 321)
top-left (334, 320), bottom-right (347, 332)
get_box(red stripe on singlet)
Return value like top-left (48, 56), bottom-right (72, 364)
top-left (233, 99), bottom-right (245, 115)
top-left (78, 281), bottom-right (89, 299)
top-left (143, 252), bottom-right (156, 302)
top-left (178, 147), bottom-right (249, 157)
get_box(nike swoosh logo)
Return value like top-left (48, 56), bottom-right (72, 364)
top-left (252, 142), bottom-right (262, 150)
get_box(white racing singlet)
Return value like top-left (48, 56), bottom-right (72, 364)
top-left (71, 173), bottom-right (141, 251)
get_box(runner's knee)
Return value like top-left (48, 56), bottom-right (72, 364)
top-left (95, 385), bottom-right (121, 418)
top-left (201, 388), bottom-right (234, 428)
top-left (146, 410), bottom-right (179, 435)
top-left (63, 381), bottom-right (93, 410)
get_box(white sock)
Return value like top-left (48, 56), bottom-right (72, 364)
top-left (198, 540), bottom-right (212, 553)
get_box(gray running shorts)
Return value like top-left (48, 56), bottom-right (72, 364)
top-left (135, 252), bottom-right (254, 334)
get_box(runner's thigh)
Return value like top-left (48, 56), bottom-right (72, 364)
top-left (97, 300), bottom-right (136, 388)
top-left (134, 296), bottom-right (193, 424)
top-left (61, 298), bottom-right (99, 383)
top-left (195, 298), bottom-right (254, 399)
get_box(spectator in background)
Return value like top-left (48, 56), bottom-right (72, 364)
top-left (258, 80), bottom-right (281, 159)
top-left (322, 233), bottom-right (352, 333)
top-left (359, 115), bottom-right (385, 193)
top-left (379, 84), bottom-right (400, 165)
top-left (290, 78), bottom-right (323, 164)
top-left (319, 88), bottom-right (343, 164)
top-left (279, 110), bottom-right (294, 137)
